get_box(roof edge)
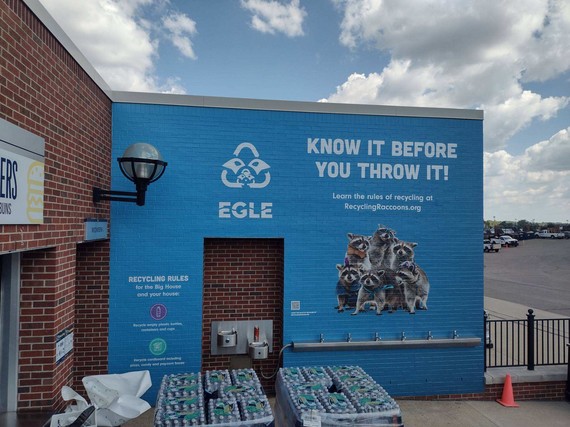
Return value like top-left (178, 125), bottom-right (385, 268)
top-left (23, 0), bottom-right (112, 97)
top-left (111, 91), bottom-right (484, 120)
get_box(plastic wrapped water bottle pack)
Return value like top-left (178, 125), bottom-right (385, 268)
top-left (274, 365), bottom-right (403, 427)
top-left (154, 369), bottom-right (273, 426)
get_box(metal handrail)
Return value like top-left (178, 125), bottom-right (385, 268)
top-left (485, 309), bottom-right (570, 370)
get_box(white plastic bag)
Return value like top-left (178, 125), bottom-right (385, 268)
top-left (50, 370), bottom-right (152, 426)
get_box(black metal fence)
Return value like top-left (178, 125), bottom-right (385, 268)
top-left (484, 309), bottom-right (570, 371)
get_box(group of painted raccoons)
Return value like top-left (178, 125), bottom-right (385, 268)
top-left (335, 225), bottom-right (430, 315)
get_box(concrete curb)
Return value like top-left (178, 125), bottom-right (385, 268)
top-left (485, 365), bottom-right (567, 385)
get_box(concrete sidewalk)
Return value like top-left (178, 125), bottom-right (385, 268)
top-left (125, 400), bottom-right (570, 426)
top-left (398, 399), bottom-right (570, 427)
top-left (485, 296), bottom-right (570, 320)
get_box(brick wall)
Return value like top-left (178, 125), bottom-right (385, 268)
top-left (484, 381), bottom-right (567, 401)
top-left (18, 248), bottom-right (63, 411)
top-left (1, 0), bottom-right (112, 411)
top-left (398, 381), bottom-right (567, 401)
top-left (202, 238), bottom-right (284, 394)
top-left (74, 240), bottom-right (110, 392)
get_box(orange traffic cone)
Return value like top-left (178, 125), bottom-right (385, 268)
top-left (496, 373), bottom-right (519, 407)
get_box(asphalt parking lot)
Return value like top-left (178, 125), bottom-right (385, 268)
top-left (484, 238), bottom-right (570, 317)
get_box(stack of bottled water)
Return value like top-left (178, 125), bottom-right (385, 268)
top-left (238, 395), bottom-right (273, 422)
top-left (345, 386), bottom-right (399, 414)
top-left (289, 381), bottom-right (328, 396)
top-left (154, 373), bottom-right (206, 426)
top-left (219, 382), bottom-right (263, 400)
top-left (203, 369), bottom-right (231, 395)
top-left (220, 369), bottom-right (263, 400)
top-left (230, 368), bottom-right (258, 384)
top-left (329, 366), bottom-right (400, 414)
top-left (278, 367), bottom-right (327, 417)
top-left (301, 366), bottom-right (333, 389)
top-left (328, 366), bottom-right (399, 413)
top-left (155, 369), bottom-right (273, 426)
top-left (276, 365), bottom-right (401, 423)
top-left (279, 367), bottom-right (304, 384)
top-left (342, 381), bottom-right (383, 398)
top-left (207, 398), bottom-right (241, 424)
top-left (327, 365), bottom-right (373, 391)
top-left (289, 391), bottom-right (325, 414)
top-left (318, 392), bottom-right (357, 415)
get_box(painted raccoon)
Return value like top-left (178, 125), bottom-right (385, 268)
top-left (396, 260), bottom-right (430, 314)
top-left (369, 225), bottom-right (398, 269)
top-left (381, 269), bottom-right (406, 313)
top-left (385, 241), bottom-right (417, 270)
top-left (352, 269), bottom-right (396, 315)
top-left (345, 233), bottom-right (372, 270)
top-left (335, 264), bottom-right (361, 312)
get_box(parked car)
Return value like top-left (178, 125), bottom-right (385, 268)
top-left (499, 235), bottom-right (519, 247)
top-left (521, 231), bottom-right (536, 240)
top-left (484, 239), bottom-right (501, 252)
top-left (490, 237), bottom-right (503, 246)
top-left (537, 230), bottom-right (564, 239)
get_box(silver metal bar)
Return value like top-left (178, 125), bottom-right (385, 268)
top-left (291, 337), bottom-right (481, 352)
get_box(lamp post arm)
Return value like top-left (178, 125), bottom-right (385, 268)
top-left (93, 187), bottom-right (139, 204)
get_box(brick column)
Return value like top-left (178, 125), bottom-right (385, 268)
top-left (19, 245), bottom-right (77, 412)
top-left (202, 238), bottom-right (284, 394)
top-left (74, 240), bottom-right (110, 393)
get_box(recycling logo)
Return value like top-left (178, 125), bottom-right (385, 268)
top-left (221, 142), bottom-right (271, 189)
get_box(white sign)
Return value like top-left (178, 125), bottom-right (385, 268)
top-left (1, 118), bottom-right (45, 225)
top-left (0, 147), bottom-right (44, 224)
top-left (301, 411), bottom-right (321, 427)
top-left (84, 219), bottom-right (108, 241)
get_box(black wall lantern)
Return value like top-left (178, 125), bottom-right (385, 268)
top-left (93, 143), bottom-right (168, 206)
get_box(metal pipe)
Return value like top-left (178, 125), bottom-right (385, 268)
top-left (291, 337), bottom-right (481, 352)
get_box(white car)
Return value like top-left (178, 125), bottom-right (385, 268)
top-left (490, 237), bottom-right (503, 246)
top-left (484, 239), bottom-right (501, 252)
top-left (499, 235), bottom-right (518, 247)
top-left (537, 230), bottom-right (565, 239)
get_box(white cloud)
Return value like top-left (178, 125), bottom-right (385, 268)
top-left (163, 13), bottom-right (198, 59)
top-left (484, 128), bottom-right (570, 222)
top-left (38, 0), bottom-right (188, 93)
top-left (328, 1), bottom-right (570, 221)
top-left (327, 0), bottom-right (570, 152)
top-left (483, 92), bottom-right (568, 151)
top-left (522, 128), bottom-right (570, 172)
top-left (520, 1), bottom-right (570, 82)
top-left (240, 0), bottom-right (307, 37)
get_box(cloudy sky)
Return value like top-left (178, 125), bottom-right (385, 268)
top-left (38, 0), bottom-right (570, 223)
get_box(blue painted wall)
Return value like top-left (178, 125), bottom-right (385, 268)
top-left (109, 102), bottom-right (483, 401)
